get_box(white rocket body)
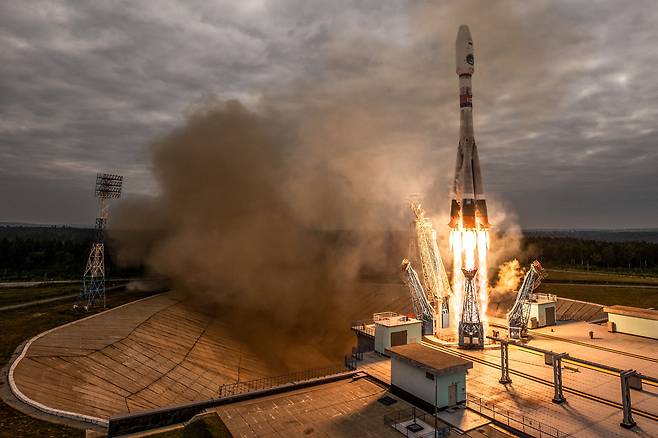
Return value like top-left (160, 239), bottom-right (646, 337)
top-left (449, 25), bottom-right (489, 230)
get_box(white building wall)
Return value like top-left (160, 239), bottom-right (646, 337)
top-left (529, 302), bottom-right (556, 327)
top-left (609, 314), bottom-right (658, 339)
top-left (375, 322), bottom-right (422, 355)
top-left (391, 359), bottom-right (466, 408)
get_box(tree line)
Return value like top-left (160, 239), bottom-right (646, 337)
top-left (1, 227), bottom-right (657, 281)
top-left (0, 227), bottom-right (141, 281)
top-left (524, 236), bottom-right (658, 273)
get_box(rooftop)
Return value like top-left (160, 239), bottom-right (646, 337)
top-left (375, 315), bottom-right (422, 327)
top-left (386, 343), bottom-right (473, 376)
top-left (211, 377), bottom-right (437, 437)
top-left (604, 305), bottom-right (658, 321)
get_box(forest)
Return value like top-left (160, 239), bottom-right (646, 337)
top-left (524, 236), bottom-right (658, 274)
top-left (0, 226), bottom-right (141, 281)
top-left (1, 226), bottom-right (657, 281)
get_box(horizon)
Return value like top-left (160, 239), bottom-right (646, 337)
top-left (2, 221), bottom-right (658, 234)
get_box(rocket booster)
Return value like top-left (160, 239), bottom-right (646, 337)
top-left (449, 25), bottom-right (490, 230)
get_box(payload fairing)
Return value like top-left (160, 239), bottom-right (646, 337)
top-left (449, 25), bottom-right (490, 231)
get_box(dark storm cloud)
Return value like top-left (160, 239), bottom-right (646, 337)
top-left (1, 0), bottom-right (657, 227)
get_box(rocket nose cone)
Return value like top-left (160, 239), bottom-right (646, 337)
top-left (456, 25), bottom-right (472, 43)
top-left (456, 25), bottom-right (474, 75)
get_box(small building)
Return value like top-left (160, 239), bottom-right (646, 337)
top-left (528, 293), bottom-right (557, 328)
top-left (604, 305), bottom-right (658, 339)
top-left (386, 343), bottom-right (472, 412)
top-left (374, 313), bottom-right (422, 355)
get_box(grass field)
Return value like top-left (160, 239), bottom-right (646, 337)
top-left (537, 268), bottom-right (658, 308)
top-left (545, 269), bottom-right (658, 286)
top-left (0, 280), bottom-right (132, 307)
top-left (0, 286), bottom-right (160, 437)
top-left (0, 284), bottom-right (77, 307)
top-left (537, 282), bottom-right (658, 309)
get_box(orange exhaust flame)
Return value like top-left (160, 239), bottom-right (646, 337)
top-left (450, 224), bottom-right (489, 334)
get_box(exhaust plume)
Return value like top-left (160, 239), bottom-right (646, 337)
top-left (109, 2), bottom-right (555, 367)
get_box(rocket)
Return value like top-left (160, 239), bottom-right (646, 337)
top-left (449, 25), bottom-right (490, 230)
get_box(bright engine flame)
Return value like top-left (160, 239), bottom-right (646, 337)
top-left (450, 226), bottom-right (489, 332)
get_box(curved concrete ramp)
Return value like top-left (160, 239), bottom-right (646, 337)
top-left (10, 294), bottom-right (283, 421)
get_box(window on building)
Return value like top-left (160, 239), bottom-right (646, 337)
top-left (425, 372), bottom-right (435, 380)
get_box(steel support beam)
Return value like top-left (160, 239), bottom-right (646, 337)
top-left (620, 370), bottom-right (637, 429)
top-left (499, 342), bottom-right (511, 384)
top-left (551, 353), bottom-right (567, 404)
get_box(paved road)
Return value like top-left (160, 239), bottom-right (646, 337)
top-left (547, 282), bottom-right (658, 289)
top-left (0, 293), bottom-right (78, 312)
top-left (0, 283), bottom-right (139, 312)
top-left (0, 278), bottom-right (141, 288)
top-left (0, 280), bottom-right (80, 288)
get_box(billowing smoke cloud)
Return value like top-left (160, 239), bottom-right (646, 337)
top-left (109, 2), bottom-right (553, 368)
top-left (110, 100), bottom-right (433, 367)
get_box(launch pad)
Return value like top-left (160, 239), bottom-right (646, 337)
top-left (5, 22), bottom-right (657, 438)
top-left (355, 315), bottom-right (658, 437)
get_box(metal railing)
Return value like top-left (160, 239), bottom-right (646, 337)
top-left (530, 292), bottom-right (557, 302)
top-left (351, 319), bottom-right (376, 337)
top-left (110, 363), bottom-right (357, 437)
top-left (374, 311), bottom-right (399, 321)
top-left (467, 395), bottom-right (566, 438)
top-left (218, 364), bottom-right (353, 398)
top-left (383, 407), bottom-right (450, 438)
top-left (351, 346), bottom-right (364, 360)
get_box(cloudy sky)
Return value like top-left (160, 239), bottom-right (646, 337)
top-left (1, 0), bottom-right (657, 229)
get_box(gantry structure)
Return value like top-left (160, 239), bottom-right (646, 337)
top-left (408, 199), bottom-right (452, 331)
top-left (506, 260), bottom-right (546, 339)
top-left (400, 259), bottom-right (436, 334)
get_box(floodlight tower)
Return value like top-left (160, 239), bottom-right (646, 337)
top-left (75, 173), bottom-right (123, 310)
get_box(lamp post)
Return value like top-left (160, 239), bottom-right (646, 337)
top-left (434, 373), bottom-right (438, 438)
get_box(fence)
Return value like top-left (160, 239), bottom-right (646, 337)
top-left (374, 311), bottom-right (399, 321)
top-left (467, 395), bottom-right (566, 438)
top-left (530, 292), bottom-right (557, 302)
top-left (110, 363), bottom-right (357, 437)
top-left (351, 318), bottom-right (376, 337)
top-left (383, 407), bottom-right (450, 438)
top-left (218, 364), bottom-right (353, 398)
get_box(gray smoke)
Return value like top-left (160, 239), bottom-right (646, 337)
top-left (109, 2), bottom-right (554, 368)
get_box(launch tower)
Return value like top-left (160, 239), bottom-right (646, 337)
top-left (458, 269), bottom-right (484, 348)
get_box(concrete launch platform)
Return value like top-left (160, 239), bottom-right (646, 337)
top-left (9, 294), bottom-right (288, 422)
top-left (212, 377), bottom-right (413, 437)
top-left (356, 321), bottom-right (658, 437)
top-left (7, 282), bottom-right (413, 427)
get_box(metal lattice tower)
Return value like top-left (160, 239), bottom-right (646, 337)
top-left (400, 259), bottom-right (435, 335)
top-left (75, 173), bottom-right (123, 310)
top-left (506, 260), bottom-right (547, 339)
top-left (408, 199), bottom-right (453, 330)
top-left (458, 268), bottom-right (484, 348)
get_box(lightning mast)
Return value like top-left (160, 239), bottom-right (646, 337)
top-left (75, 173), bottom-right (123, 310)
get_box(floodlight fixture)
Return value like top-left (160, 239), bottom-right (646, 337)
top-left (95, 173), bottom-right (123, 199)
